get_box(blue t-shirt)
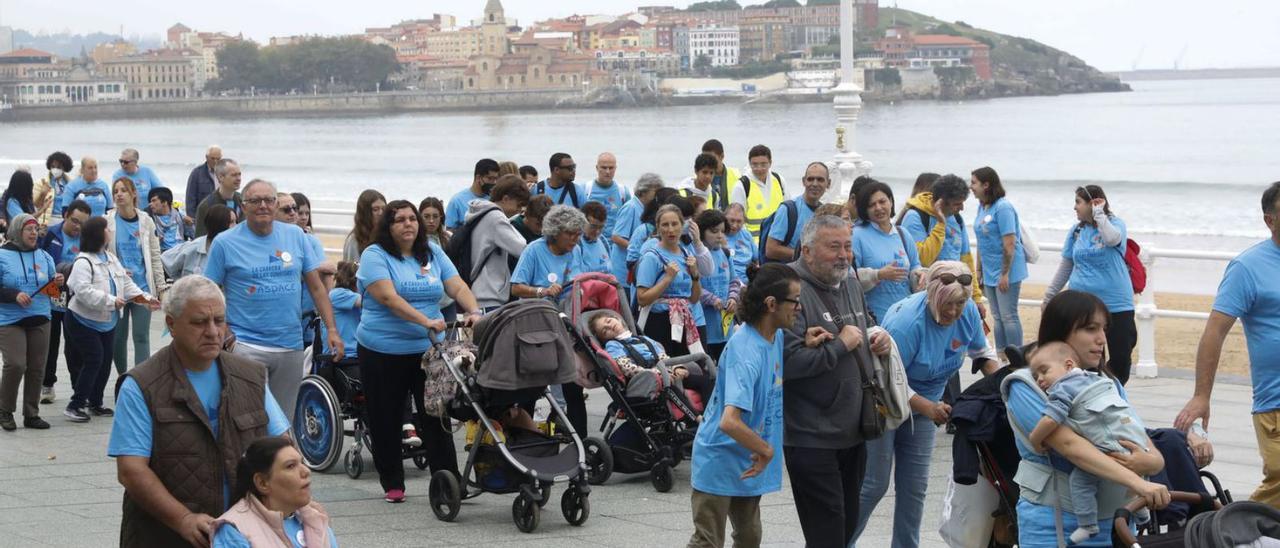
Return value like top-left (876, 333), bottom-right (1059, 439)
top-left (1214, 240), bottom-right (1280, 413)
top-left (203, 222), bottom-right (321, 350)
top-left (1064, 218), bottom-right (1134, 313)
top-left (108, 360), bottom-right (290, 509)
top-left (62, 178), bottom-right (113, 217)
top-left (533, 180), bottom-right (588, 208)
top-left (299, 234), bottom-right (326, 316)
top-left (702, 248), bottom-right (734, 345)
top-left (635, 243), bottom-right (706, 326)
top-left (624, 222), bottom-right (654, 272)
top-left (445, 188), bottom-right (486, 230)
top-left (213, 519), bottom-right (338, 548)
top-left (73, 255), bottom-right (119, 332)
top-left (0, 248), bottom-right (56, 325)
top-left (974, 198), bottom-right (1028, 287)
top-left (112, 166), bottom-right (164, 207)
top-left (902, 209), bottom-right (970, 264)
top-left (327, 287), bottom-right (360, 359)
top-left (604, 336), bottom-right (663, 367)
top-left (586, 181), bottom-right (630, 240)
top-left (726, 227), bottom-right (756, 283)
top-left (882, 292), bottom-right (988, 401)
top-left (153, 211), bottom-right (184, 252)
top-left (511, 238), bottom-right (581, 291)
top-left (356, 242), bottom-right (458, 354)
top-left (5, 198), bottom-right (25, 220)
top-left (608, 198), bottom-right (645, 281)
top-left (852, 222), bottom-right (922, 322)
top-left (766, 199), bottom-right (818, 252)
top-left (575, 237), bottom-right (611, 275)
top-left (114, 214), bottom-right (150, 292)
top-left (690, 325), bottom-right (784, 497)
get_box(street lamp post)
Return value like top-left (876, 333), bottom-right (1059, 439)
top-left (828, 0), bottom-right (873, 202)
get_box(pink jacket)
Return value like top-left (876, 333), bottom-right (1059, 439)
top-left (215, 494), bottom-right (331, 548)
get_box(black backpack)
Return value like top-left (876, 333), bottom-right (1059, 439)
top-left (738, 172), bottom-right (783, 201)
top-left (535, 180), bottom-right (581, 208)
top-left (757, 200), bottom-right (799, 264)
top-left (446, 204), bottom-right (501, 286)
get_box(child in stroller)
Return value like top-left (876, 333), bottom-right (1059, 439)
top-left (588, 309), bottom-right (714, 412)
top-left (1028, 341), bottom-right (1152, 543)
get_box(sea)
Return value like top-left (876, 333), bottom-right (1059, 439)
top-left (2, 77), bottom-right (1276, 294)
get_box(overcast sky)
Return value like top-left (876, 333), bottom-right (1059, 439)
top-left (3, 0), bottom-right (1276, 71)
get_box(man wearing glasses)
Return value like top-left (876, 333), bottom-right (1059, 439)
top-left (184, 145), bottom-right (222, 221)
top-left (111, 148), bottom-right (164, 209)
top-left (533, 152), bottom-right (587, 208)
top-left (729, 144), bottom-right (787, 243)
top-left (202, 179), bottom-right (343, 423)
top-left (762, 162), bottom-right (830, 264)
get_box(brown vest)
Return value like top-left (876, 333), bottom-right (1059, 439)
top-left (118, 345), bottom-right (272, 548)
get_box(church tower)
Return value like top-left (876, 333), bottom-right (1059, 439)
top-left (481, 0), bottom-right (509, 56)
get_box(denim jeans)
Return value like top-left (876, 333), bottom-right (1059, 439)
top-left (985, 281), bottom-right (1023, 352)
top-left (65, 312), bottom-right (115, 410)
top-left (852, 413), bottom-right (938, 548)
top-left (112, 302), bottom-right (152, 374)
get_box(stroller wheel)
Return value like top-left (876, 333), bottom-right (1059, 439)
top-left (583, 437), bottom-right (614, 486)
top-left (412, 454), bottom-right (430, 470)
top-left (344, 449), bottom-right (364, 479)
top-left (536, 481), bottom-right (553, 508)
top-left (561, 487), bottom-right (590, 526)
top-left (650, 463), bottom-right (674, 493)
top-left (294, 375), bottom-right (344, 472)
top-left (428, 470), bottom-right (462, 522)
top-left (512, 493), bottom-right (541, 533)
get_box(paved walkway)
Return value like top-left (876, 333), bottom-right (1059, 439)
top-left (0, 323), bottom-right (1264, 547)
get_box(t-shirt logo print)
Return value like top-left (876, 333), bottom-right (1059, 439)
top-left (951, 338), bottom-right (963, 350)
top-left (270, 250), bottom-right (294, 267)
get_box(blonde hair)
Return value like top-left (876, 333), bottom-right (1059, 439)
top-left (925, 261), bottom-right (972, 322)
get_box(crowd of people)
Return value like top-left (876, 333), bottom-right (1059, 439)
top-left (0, 143), bottom-right (1276, 548)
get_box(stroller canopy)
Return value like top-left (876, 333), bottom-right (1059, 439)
top-left (473, 299), bottom-right (578, 391)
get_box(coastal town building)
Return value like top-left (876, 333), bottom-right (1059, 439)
top-left (11, 64), bottom-right (126, 105)
top-left (593, 47), bottom-right (679, 76)
top-left (463, 0), bottom-right (604, 92)
top-left (739, 15), bottom-right (789, 63)
top-left (688, 25), bottom-right (739, 68)
top-left (100, 48), bottom-right (206, 99)
top-left (91, 40), bottom-right (137, 65)
top-left (0, 48), bottom-right (64, 80)
top-left (876, 29), bottom-right (992, 81)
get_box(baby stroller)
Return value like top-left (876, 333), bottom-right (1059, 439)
top-left (292, 318), bottom-right (441, 478)
top-left (425, 299), bottom-right (592, 533)
top-left (1115, 492), bottom-right (1280, 547)
top-left (562, 272), bottom-right (716, 492)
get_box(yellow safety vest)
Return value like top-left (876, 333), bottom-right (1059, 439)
top-left (710, 166), bottom-right (740, 211)
top-left (731, 172), bottom-right (786, 242)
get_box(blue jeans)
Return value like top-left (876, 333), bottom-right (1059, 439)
top-left (66, 312), bottom-right (115, 410)
top-left (112, 302), bottom-right (152, 374)
top-left (851, 413), bottom-right (938, 548)
top-left (985, 281), bottom-right (1023, 352)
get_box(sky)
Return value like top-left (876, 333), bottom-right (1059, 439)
top-left (2, 0), bottom-right (1277, 71)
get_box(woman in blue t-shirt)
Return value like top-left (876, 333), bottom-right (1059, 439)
top-left (213, 437), bottom-right (339, 548)
top-left (693, 208), bottom-right (741, 362)
top-left (0, 170), bottom-right (37, 232)
top-left (970, 166), bottom-right (1029, 352)
top-left (0, 214), bottom-right (59, 430)
top-left (635, 204), bottom-right (706, 358)
top-left (1043, 184), bottom-right (1140, 384)
top-left (851, 180), bottom-right (922, 323)
top-left (355, 200), bottom-right (482, 504)
top-left (105, 177), bottom-right (165, 375)
top-left (510, 204), bottom-right (585, 301)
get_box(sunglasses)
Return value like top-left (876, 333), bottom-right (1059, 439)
top-left (278, 205), bottom-right (299, 214)
top-left (936, 273), bottom-right (973, 286)
top-left (778, 297), bottom-right (802, 308)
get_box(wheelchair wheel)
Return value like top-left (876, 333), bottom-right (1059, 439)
top-left (294, 375), bottom-right (344, 472)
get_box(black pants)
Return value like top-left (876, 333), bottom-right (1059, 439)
top-left (42, 310), bottom-right (65, 388)
top-left (358, 344), bottom-right (458, 492)
top-left (560, 381), bottom-right (587, 436)
top-left (706, 342), bottom-right (725, 363)
top-left (1107, 310), bottom-right (1138, 385)
top-left (784, 443), bottom-right (868, 548)
top-left (642, 311), bottom-right (707, 358)
top-left (65, 313), bottom-right (114, 409)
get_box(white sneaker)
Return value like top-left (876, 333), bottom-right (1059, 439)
top-left (402, 424), bottom-right (422, 448)
top-left (40, 386), bottom-right (55, 404)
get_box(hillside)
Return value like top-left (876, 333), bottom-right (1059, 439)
top-left (870, 8), bottom-right (1130, 98)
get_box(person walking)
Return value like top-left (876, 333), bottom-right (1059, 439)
top-left (342, 190), bottom-right (385, 262)
top-left (111, 148), bottom-right (164, 208)
top-left (462, 176), bottom-right (529, 312)
top-left (445, 159), bottom-right (499, 230)
top-left (61, 157), bottom-right (113, 218)
top-left (532, 153), bottom-right (587, 208)
top-left (635, 204), bottom-right (706, 357)
top-left (161, 204), bottom-right (235, 281)
top-left (63, 216), bottom-right (160, 423)
top-left (729, 145), bottom-right (786, 243)
top-left (852, 180), bottom-right (922, 324)
top-left (106, 177), bottom-right (166, 373)
top-left (195, 158), bottom-right (242, 237)
top-left (784, 214), bottom-right (894, 547)
top-left (608, 174), bottom-right (664, 285)
top-left (0, 214), bottom-right (59, 431)
top-left (38, 200), bottom-right (91, 404)
top-left (970, 166), bottom-right (1029, 352)
top-left (1, 170), bottom-right (38, 232)
top-left (185, 146), bottom-right (222, 221)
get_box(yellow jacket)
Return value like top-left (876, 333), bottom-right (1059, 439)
top-left (901, 192), bottom-right (985, 303)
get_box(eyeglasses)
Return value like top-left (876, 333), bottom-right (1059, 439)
top-left (804, 176), bottom-right (828, 183)
top-left (278, 205), bottom-right (299, 214)
top-left (119, 159), bottom-right (135, 165)
top-left (245, 197), bottom-right (277, 206)
top-left (936, 273), bottom-right (974, 286)
top-left (779, 297), bottom-right (802, 308)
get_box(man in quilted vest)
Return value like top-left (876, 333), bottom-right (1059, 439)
top-left (109, 276), bottom-right (290, 547)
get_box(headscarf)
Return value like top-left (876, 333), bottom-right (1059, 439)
top-left (6, 213), bottom-right (38, 251)
top-left (925, 260), bottom-right (971, 324)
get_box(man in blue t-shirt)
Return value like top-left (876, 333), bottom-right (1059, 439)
top-left (109, 276), bottom-right (290, 547)
top-left (112, 148), bottom-right (164, 208)
top-left (763, 162), bottom-right (828, 263)
top-left (203, 179), bottom-right (342, 423)
top-left (1177, 181), bottom-right (1280, 507)
top-left (445, 158), bottom-right (499, 230)
top-left (533, 152), bottom-right (588, 208)
top-left (586, 152), bottom-right (630, 240)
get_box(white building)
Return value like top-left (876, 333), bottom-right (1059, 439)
top-left (689, 25), bottom-right (739, 67)
top-left (13, 66), bottom-right (127, 105)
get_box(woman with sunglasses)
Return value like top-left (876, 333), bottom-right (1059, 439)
top-left (853, 261), bottom-right (999, 548)
top-left (1042, 184), bottom-right (1138, 385)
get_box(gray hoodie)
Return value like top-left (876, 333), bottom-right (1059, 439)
top-left (782, 258), bottom-right (877, 449)
top-left (464, 200), bottom-right (527, 309)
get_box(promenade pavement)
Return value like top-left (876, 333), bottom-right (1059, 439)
top-left (0, 322), bottom-right (1264, 547)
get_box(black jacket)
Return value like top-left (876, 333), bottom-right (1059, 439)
top-left (950, 366), bottom-right (1020, 485)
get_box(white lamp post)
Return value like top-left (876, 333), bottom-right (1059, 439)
top-left (828, 0), bottom-right (872, 202)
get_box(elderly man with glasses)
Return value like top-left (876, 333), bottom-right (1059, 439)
top-left (202, 179), bottom-right (342, 423)
top-left (111, 148), bottom-right (165, 209)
